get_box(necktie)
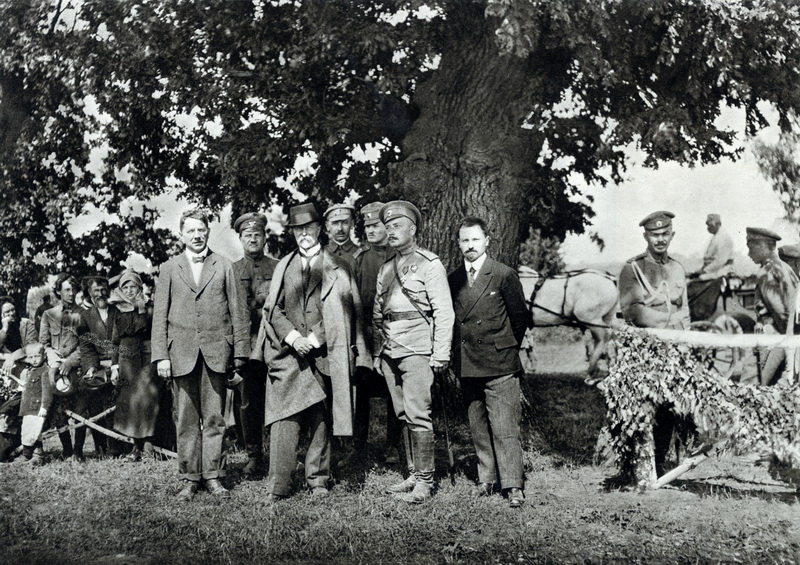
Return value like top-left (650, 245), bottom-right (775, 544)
top-left (468, 266), bottom-right (476, 287)
top-left (192, 256), bottom-right (205, 264)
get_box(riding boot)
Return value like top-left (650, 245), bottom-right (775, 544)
top-left (387, 424), bottom-right (416, 493)
top-left (397, 430), bottom-right (435, 503)
top-left (73, 426), bottom-right (87, 460)
top-left (58, 431), bottom-right (73, 459)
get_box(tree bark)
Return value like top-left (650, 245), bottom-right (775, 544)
top-left (0, 71), bottom-right (31, 161)
top-left (388, 6), bottom-right (550, 271)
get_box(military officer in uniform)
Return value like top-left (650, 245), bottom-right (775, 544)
top-left (232, 212), bottom-right (279, 477)
top-left (346, 201), bottom-right (402, 464)
top-left (618, 211), bottom-right (691, 476)
top-left (746, 227), bottom-right (799, 385)
top-left (324, 203), bottom-right (359, 265)
top-left (373, 200), bottom-right (454, 503)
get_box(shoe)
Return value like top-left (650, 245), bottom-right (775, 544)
top-left (264, 493), bottom-right (285, 505)
top-left (124, 450), bottom-right (142, 463)
top-left (507, 488), bottom-right (525, 508)
top-left (475, 482), bottom-right (495, 497)
top-left (386, 474), bottom-right (416, 494)
top-left (242, 456), bottom-right (263, 478)
top-left (384, 446), bottom-right (400, 464)
top-left (176, 481), bottom-right (199, 501)
top-left (204, 478), bottom-right (231, 498)
top-left (395, 482), bottom-right (432, 504)
top-left (71, 453), bottom-right (86, 463)
top-left (309, 486), bottom-right (329, 498)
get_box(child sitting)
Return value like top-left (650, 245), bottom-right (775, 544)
top-left (18, 343), bottom-right (52, 464)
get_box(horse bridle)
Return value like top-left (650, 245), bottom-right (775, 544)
top-left (528, 269), bottom-right (617, 329)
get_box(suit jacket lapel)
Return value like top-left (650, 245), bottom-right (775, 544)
top-left (178, 254), bottom-right (198, 292)
top-left (305, 255), bottom-right (324, 301)
top-left (320, 252), bottom-right (338, 301)
top-left (286, 254), bottom-right (304, 302)
top-left (196, 253), bottom-right (218, 296)
top-left (461, 258), bottom-right (494, 319)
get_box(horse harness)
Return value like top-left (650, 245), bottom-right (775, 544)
top-left (528, 269), bottom-right (617, 329)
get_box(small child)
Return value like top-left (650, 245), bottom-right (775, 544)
top-left (18, 343), bottom-right (52, 464)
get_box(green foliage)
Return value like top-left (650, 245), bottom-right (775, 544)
top-left (2, 0), bottom-right (800, 289)
top-left (601, 328), bottom-right (800, 480)
top-left (518, 227), bottom-right (565, 277)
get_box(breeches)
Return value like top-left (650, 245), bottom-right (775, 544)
top-left (381, 354), bottom-right (433, 432)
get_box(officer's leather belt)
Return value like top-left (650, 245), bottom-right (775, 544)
top-left (385, 310), bottom-right (432, 322)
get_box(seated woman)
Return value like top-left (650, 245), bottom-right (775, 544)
top-left (0, 295), bottom-right (39, 371)
top-left (109, 271), bottom-right (162, 461)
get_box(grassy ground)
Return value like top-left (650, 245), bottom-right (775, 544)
top-left (2, 332), bottom-right (798, 565)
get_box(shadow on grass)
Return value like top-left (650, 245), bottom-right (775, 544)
top-left (672, 478), bottom-right (800, 504)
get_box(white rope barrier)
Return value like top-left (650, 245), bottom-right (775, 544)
top-left (638, 327), bottom-right (800, 348)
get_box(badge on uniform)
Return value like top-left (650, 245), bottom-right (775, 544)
top-left (410, 265), bottom-right (417, 273)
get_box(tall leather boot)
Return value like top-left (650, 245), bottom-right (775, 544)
top-left (73, 427), bottom-right (87, 461)
top-left (396, 430), bottom-right (435, 503)
top-left (386, 424), bottom-right (416, 493)
top-left (58, 431), bottom-right (73, 460)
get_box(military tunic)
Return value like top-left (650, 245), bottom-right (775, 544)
top-left (619, 250), bottom-right (690, 330)
top-left (353, 244), bottom-right (391, 350)
top-left (233, 254), bottom-right (279, 336)
top-left (325, 239), bottom-right (359, 266)
top-left (755, 253), bottom-right (799, 335)
top-left (373, 246), bottom-right (454, 362)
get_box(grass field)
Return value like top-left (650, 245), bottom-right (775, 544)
top-left (2, 331), bottom-right (799, 565)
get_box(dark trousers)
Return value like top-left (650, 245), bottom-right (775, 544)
top-left (653, 404), bottom-right (695, 476)
top-left (461, 373), bottom-right (524, 490)
top-left (353, 369), bottom-right (401, 448)
top-left (72, 386), bottom-right (109, 454)
top-left (172, 357), bottom-right (227, 481)
top-left (233, 360), bottom-right (266, 458)
top-left (267, 371), bottom-right (332, 496)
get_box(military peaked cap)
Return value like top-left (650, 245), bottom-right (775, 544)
top-left (324, 203), bottom-right (355, 221)
top-left (746, 227), bottom-right (781, 242)
top-left (639, 210), bottom-right (674, 231)
top-left (361, 201), bottom-right (385, 226)
top-left (380, 200), bottom-right (422, 228)
top-left (234, 212), bottom-right (268, 233)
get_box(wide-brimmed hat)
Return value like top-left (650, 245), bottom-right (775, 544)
top-left (286, 203), bottom-right (321, 227)
top-left (49, 369), bottom-right (78, 397)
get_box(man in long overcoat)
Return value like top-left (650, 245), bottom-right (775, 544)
top-left (252, 202), bottom-right (369, 503)
top-left (151, 207), bottom-right (249, 501)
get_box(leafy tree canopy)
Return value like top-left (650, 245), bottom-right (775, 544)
top-left (2, 0), bottom-right (800, 301)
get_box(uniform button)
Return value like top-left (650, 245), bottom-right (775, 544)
top-left (461, 322), bottom-right (464, 326)
top-left (461, 339), bottom-right (466, 343)
top-left (477, 320), bottom-right (481, 325)
top-left (477, 339), bottom-right (482, 344)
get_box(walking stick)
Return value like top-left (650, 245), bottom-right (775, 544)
top-left (433, 366), bottom-right (456, 485)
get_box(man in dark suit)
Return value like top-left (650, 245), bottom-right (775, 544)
top-left (448, 217), bottom-right (530, 508)
top-left (231, 212), bottom-right (278, 477)
top-left (77, 276), bottom-right (119, 458)
top-left (252, 202), bottom-right (369, 503)
top-left (152, 208), bottom-right (249, 501)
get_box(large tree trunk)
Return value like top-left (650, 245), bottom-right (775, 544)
top-left (388, 6), bottom-right (549, 271)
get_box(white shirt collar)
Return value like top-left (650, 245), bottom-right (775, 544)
top-left (185, 247), bottom-right (209, 261)
top-left (465, 253), bottom-right (488, 275)
top-left (299, 243), bottom-right (322, 259)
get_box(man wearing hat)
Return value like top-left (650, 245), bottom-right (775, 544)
top-left (324, 203), bottom-right (360, 265)
top-left (687, 214), bottom-right (735, 320)
top-left (372, 200), bottom-right (454, 503)
top-left (152, 207), bottom-right (250, 501)
top-left (231, 212), bottom-right (279, 478)
top-left (252, 201), bottom-right (369, 503)
top-left (342, 202), bottom-right (402, 465)
top-left (778, 244), bottom-right (800, 278)
top-left (619, 211), bottom-right (691, 477)
top-left (746, 227), bottom-right (799, 385)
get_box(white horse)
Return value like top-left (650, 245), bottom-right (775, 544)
top-left (521, 268), bottom-right (620, 377)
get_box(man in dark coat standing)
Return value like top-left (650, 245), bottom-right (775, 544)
top-left (231, 212), bottom-right (279, 477)
top-left (152, 208), bottom-right (249, 501)
top-left (77, 276), bottom-right (120, 457)
top-left (252, 202), bottom-right (369, 503)
top-left (448, 217), bottom-right (530, 508)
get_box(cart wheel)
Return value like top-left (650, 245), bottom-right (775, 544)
top-left (689, 316), bottom-right (745, 379)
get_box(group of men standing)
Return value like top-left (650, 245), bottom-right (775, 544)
top-left (618, 210), bottom-right (798, 476)
top-left (151, 200), bottom-right (531, 507)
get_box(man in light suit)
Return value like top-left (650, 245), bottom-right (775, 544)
top-left (252, 202), bottom-right (369, 503)
top-left (448, 217), bottom-right (530, 508)
top-left (152, 208), bottom-right (249, 501)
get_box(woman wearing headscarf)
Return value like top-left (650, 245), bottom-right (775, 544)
top-left (109, 271), bottom-right (162, 461)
